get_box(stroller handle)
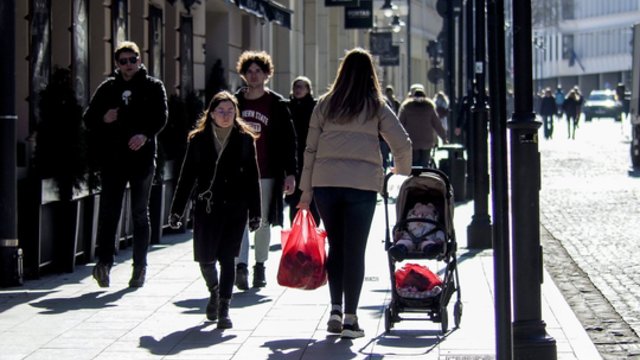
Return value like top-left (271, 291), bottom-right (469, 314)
top-left (382, 166), bottom-right (453, 200)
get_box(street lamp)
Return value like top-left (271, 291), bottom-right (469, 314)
top-left (380, 0), bottom-right (397, 18)
top-left (391, 15), bottom-right (404, 33)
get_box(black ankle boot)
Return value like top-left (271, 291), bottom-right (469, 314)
top-left (253, 263), bottom-right (266, 288)
top-left (235, 263), bottom-right (249, 290)
top-left (217, 298), bottom-right (232, 329)
top-left (206, 285), bottom-right (219, 321)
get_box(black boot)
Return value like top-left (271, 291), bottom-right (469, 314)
top-left (253, 262), bottom-right (266, 288)
top-left (206, 285), bottom-right (219, 321)
top-left (235, 263), bottom-right (249, 290)
top-left (128, 265), bottom-right (146, 288)
top-left (200, 263), bottom-right (219, 321)
top-left (217, 298), bottom-right (233, 329)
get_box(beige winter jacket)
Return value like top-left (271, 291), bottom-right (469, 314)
top-left (299, 99), bottom-right (412, 204)
top-left (398, 97), bottom-right (447, 150)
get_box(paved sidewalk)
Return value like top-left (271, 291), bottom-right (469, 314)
top-left (0, 200), bottom-right (600, 359)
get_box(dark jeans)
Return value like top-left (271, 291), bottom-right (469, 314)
top-left (96, 164), bottom-right (154, 267)
top-left (313, 187), bottom-right (376, 315)
top-left (412, 149), bottom-right (432, 168)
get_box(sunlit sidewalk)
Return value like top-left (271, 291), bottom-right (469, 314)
top-left (0, 201), bottom-right (600, 359)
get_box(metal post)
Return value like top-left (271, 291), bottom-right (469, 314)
top-left (0, 0), bottom-right (22, 287)
top-left (463, 0), bottom-right (475, 200)
top-left (467, 0), bottom-right (492, 249)
top-left (509, 0), bottom-right (557, 358)
top-left (407, 0), bottom-right (411, 86)
top-left (487, 0), bottom-right (512, 358)
top-left (445, 0), bottom-right (456, 131)
top-left (456, 0), bottom-right (464, 143)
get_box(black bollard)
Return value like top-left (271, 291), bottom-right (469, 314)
top-left (467, 0), bottom-right (492, 249)
top-left (509, 0), bottom-right (557, 358)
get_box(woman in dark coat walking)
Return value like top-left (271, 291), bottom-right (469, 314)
top-left (169, 91), bottom-right (261, 329)
top-left (285, 76), bottom-right (321, 225)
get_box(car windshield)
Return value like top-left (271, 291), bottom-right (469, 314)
top-left (589, 94), bottom-right (614, 101)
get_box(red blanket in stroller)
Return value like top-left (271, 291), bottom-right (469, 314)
top-left (395, 263), bottom-right (443, 298)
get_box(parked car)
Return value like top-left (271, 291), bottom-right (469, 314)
top-left (583, 89), bottom-right (623, 122)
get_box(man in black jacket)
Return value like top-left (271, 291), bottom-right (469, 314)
top-left (84, 41), bottom-right (168, 288)
top-left (234, 50), bottom-right (297, 289)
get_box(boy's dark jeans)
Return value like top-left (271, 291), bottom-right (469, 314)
top-left (96, 164), bottom-right (155, 267)
top-left (313, 187), bottom-right (376, 315)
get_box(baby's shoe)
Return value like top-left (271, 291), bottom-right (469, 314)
top-left (423, 243), bottom-right (442, 258)
top-left (388, 244), bottom-right (408, 262)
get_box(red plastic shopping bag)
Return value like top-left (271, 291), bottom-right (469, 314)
top-left (395, 263), bottom-right (443, 291)
top-left (277, 209), bottom-right (328, 290)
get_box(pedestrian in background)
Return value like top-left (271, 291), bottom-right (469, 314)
top-left (285, 76), bottom-right (320, 225)
top-left (381, 85), bottom-right (401, 171)
top-left (83, 41), bottom-right (167, 288)
top-left (234, 50), bottom-right (298, 290)
top-left (539, 88), bottom-right (557, 139)
top-left (297, 48), bottom-right (412, 339)
top-left (168, 91), bottom-right (261, 329)
top-left (433, 91), bottom-right (450, 135)
top-left (384, 85), bottom-right (401, 114)
top-left (563, 87), bottom-right (582, 140)
top-left (399, 88), bottom-right (448, 167)
top-left (554, 85), bottom-right (565, 119)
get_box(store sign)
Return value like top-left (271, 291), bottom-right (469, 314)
top-left (344, 0), bottom-right (372, 29)
top-left (370, 32), bottom-right (392, 55)
top-left (325, 0), bottom-right (359, 7)
top-left (263, 0), bottom-right (292, 29)
top-left (380, 45), bottom-right (400, 66)
top-left (236, 0), bottom-right (265, 18)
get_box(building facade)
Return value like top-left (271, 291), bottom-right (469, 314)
top-left (7, 0), bottom-right (443, 279)
top-left (533, 0), bottom-right (640, 95)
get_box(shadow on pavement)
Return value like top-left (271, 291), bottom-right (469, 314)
top-left (360, 327), bottom-right (456, 358)
top-left (262, 336), bottom-right (359, 360)
top-left (230, 288), bottom-right (274, 308)
top-left (139, 323), bottom-right (237, 355)
top-left (28, 287), bottom-right (137, 314)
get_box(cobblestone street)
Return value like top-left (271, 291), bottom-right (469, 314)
top-left (539, 115), bottom-right (640, 359)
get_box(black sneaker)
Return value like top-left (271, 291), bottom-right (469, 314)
top-left (128, 265), bottom-right (146, 288)
top-left (340, 322), bottom-right (365, 339)
top-left (235, 263), bottom-right (249, 290)
top-left (327, 310), bottom-right (343, 334)
top-left (92, 263), bottom-right (111, 288)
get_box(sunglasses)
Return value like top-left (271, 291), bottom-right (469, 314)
top-left (118, 56), bottom-right (139, 66)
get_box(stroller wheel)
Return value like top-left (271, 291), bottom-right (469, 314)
top-left (440, 305), bottom-right (448, 334)
top-left (454, 301), bottom-right (463, 328)
top-left (384, 306), bottom-right (392, 333)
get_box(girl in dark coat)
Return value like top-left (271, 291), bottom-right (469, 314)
top-left (285, 76), bottom-right (321, 225)
top-left (169, 91), bottom-right (261, 329)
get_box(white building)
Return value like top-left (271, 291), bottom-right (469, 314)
top-left (533, 0), bottom-right (640, 95)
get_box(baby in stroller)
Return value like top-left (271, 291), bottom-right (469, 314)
top-left (388, 202), bottom-right (445, 261)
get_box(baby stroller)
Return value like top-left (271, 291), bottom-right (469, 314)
top-left (382, 167), bottom-right (462, 334)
